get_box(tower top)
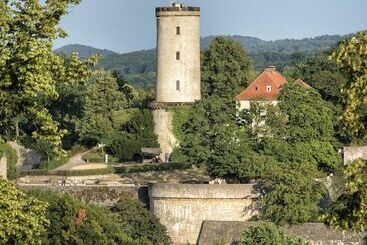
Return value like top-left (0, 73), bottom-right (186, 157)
top-left (156, 3), bottom-right (200, 13)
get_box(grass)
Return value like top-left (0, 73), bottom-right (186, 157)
top-left (82, 150), bottom-right (119, 164)
top-left (20, 162), bottom-right (192, 177)
top-left (38, 156), bottom-right (70, 170)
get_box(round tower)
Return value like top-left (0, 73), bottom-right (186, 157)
top-left (155, 4), bottom-right (201, 103)
top-left (152, 3), bottom-right (201, 162)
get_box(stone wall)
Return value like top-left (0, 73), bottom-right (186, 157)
top-left (149, 183), bottom-right (257, 245)
top-left (198, 221), bottom-right (365, 245)
top-left (343, 145), bottom-right (367, 164)
top-left (0, 155), bottom-right (7, 179)
top-left (152, 109), bottom-right (177, 161)
top-left (18, 184), bottom-right (149, 207)
top-left (7, 141), bottom-right (43, 170)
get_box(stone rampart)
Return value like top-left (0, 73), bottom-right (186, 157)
top-left (7, 141), bottom-right (42, 170)
top-left (0, 155), bottom-right (7, 179)
top-left (343, 145), bottom-right (367, 164)
top-left (149, 183), bottom-right (257, 244)
top-left (198, 221), bottom-right (365, 245)
top-left (152, 109), bottom-right (177, 161)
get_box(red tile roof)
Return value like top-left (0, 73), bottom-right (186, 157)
top-left (236, 68), bottom-right (287, 101)
top-left (295, 78), bottom-right (312, 89)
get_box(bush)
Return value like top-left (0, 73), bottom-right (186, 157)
top-left (38, 155), bottom-right (70, 170)
top-left (0, 179), bottom-right (49, 244)
top-left (239, 222), bottom-right (308, 245)
top-left (111, 199), bottom-right (171, 245)
top-left (0, 142), bottom-right (19, 179)
top-left (27, 190), bottom-right (142, 245)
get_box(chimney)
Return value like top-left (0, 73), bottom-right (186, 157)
top-left (268, 65), bottom-right (276, 71)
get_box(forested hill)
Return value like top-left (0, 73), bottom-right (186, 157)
top-left (55, 44), bottom-right (117, 59)
top-left (56, 34), bottom-right (353, 88)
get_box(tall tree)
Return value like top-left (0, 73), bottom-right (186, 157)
top-left (201, 37), bottom-right (253, 99)
top-left (331, 32), bottom-right (367, 139)
top-left (0, 0), bottom-right (90, 155)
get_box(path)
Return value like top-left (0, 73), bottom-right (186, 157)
top-left (56, 150), bottom-right (93, 171)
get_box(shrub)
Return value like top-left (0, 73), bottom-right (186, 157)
top-left (239, 222), bottom-right (308, 245)
top-left (0, 179), bottom-right (49, 244)
top-left (111, 198), bottom-right (171, 245)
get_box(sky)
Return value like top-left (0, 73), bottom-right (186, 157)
top-left (54, 0), bottom-right (367, 53)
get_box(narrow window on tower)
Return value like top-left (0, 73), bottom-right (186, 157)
top-left (176, 80), bottom-right (180, 91)
top-left (176, 26), bottom-right (180, 35)
top-left (176, 51), bottom-right (180, 60)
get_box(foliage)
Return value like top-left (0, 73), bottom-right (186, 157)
top-left (322, 159), bottom-right (367, 232)
top-left (201, 37), bottom-right (253, 98)
top-left (79, 114), bottom-right (115, 147)
top-left (331, 32), bottom-right (367, 140)
top-left (0, 142), bottom-right (18, 179)
top-left (171, 106), bottom-right (191, 144)
top-left (27, 190), bottom-right (140, 245)
top-left (111, 199), bottom-right (171, 245)
top-left (0, 0), bottom-right (96, 156)
top-left (258, 162), bottom-right (326, 225)
top-left (239, 222), bottom-right (308, 245)
top-left (108, 109), bottom-right (158, 161)
top-left (0, 179), bottom-right (49, 244)
top-left (38, 155), bottom-right (70, 170)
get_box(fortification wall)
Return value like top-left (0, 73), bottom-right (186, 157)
top-left (18, 184), bottom-right (149, 207)
top-left (0, 155), bottom-right (7, 179)
top-left (152, 109), bottom-right (177, 161)
top-left (7, 141), bottom-right (42, 170)
top-left (198, 221), bottom-right (365, 245)
top-left (149, 183), bottom-right (257, 244)
top-left (343, 145), bottom-right (367, 164)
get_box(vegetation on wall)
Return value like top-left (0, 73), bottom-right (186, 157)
top-left (239, 222), bottom-right (308, 245)
top-left (0, 142), bottom-right (18, 179)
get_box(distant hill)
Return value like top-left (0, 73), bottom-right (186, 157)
top-left (55, 34), bottom-right (353, 88)
top-left (55, 44), bottom-right (117, 59)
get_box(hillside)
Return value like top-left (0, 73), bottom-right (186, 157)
top-left (56, 34), bottom-right (353, 87)
top-left (55, 44), bottom-right (117, 59)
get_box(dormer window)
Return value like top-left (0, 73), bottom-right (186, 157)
top-left (266, 86), bottom-right (271, 92)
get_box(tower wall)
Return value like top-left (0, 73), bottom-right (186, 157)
top-left (156, 7), bottom-right (201, 103)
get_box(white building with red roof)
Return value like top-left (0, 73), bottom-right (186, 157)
top-left (236, 67), bottom-right (309, 110)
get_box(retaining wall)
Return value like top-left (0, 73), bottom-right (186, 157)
top-left (149, 183), bottom-right (257, 244)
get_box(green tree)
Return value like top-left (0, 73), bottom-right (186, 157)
top-left (0, 0), bottom-right (98, 155)
top-left (239, 222), bottom-right (308, 245)
top-left (175, 37), bottom-right (253, 172)
top-left (0, 179), bottom-right (49, 244)
top-left (111, 199), bottom-right (171, 245)
top-left (201, 37), bottom-right (253, 99)
top-left (323, 159), bottom-right (367, 232)
top-left (331, 32), bottom-right (367, 140)
top-left (28, 190), bottom-right (141, 245)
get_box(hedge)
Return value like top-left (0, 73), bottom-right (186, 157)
top-left (20, 162), bottom-right (192, 177)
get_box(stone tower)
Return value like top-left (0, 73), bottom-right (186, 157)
top-left (152, 3), bottom-right (201, 161)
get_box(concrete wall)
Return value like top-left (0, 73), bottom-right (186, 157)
top-left (343, 145), bottom-right (367, 165)
top-left (0, 155), bottom-right (7, 179)
top-left (156, 7), bottom-right (201, 103)
top-left (152, 109), bottom-right (177, 161)
top-left (198, 221), bottom-right (365, 245)
top-left (149, 183), bottom-right (257, 244)
top-left (18, 184), bottom-right (149, 207)
top-left (7, 141), bottom-right (42, 170)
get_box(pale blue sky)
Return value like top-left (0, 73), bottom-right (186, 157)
top-left (55, 0), bottom-right (367, 53)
